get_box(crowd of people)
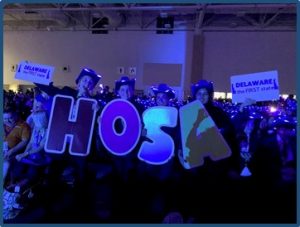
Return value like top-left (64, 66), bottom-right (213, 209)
top-left (3, 68), bottom-right (297, 223)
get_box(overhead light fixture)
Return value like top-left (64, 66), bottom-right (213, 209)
top-left (164, 23), bottom-right (172, 28)
top-left (156, 16), bottom-right (174, 34)
top-left (92, 12), bottom-right (102, 18)
top-left (236, 11), bottom-right (246, 17)
top-left (24, 10), bottom-right (38, 14)
top-left (160, 12), bottom-right (168, 18)
top-left (92, 17), bottom-right (109, 34)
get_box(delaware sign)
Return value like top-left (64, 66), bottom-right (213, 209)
top-left (231, 70), bottom-right (279, 103)
top-left (15, 61), bottom-right (54, 85)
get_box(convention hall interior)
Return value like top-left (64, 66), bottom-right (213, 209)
top-left (3, 3), bottom-right (297, 224)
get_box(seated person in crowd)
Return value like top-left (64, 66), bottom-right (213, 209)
top-left (3, 106), bottom-right (31, 185)
top-left (16, 95), bottom-right (50, 164)
top-left (7, 96), bottom-right (50, 192)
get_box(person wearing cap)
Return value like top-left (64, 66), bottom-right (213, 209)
top-left (115, 76), bottom-right (135, 100)
top-left (135, 83), bottom-right (184, 221)
top-left (191, 80), bottom-right (233, 131)
top-left (75, 68), bottom-right (102, 98)
top-left (151, 83), bottom-right (175, 106)
top-left (112, 75), bottom-right (145, 156)
top-left (34, 68), bottom-right (102, 188)
top-left (182, 79), bottom-right (240, 222)
top-left (90, 76), bottom-right (142, 221)
top-left (35, 68), bottom-right (102, 99)
top-left (113, 75), bottom-right (145, 114)
top-left (110, 76), bottom-right (147, 220)
top-left (190, 80), bottom-right (238, 159)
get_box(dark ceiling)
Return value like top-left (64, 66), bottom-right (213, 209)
top-left (4, 3), bottom-right (296, 32)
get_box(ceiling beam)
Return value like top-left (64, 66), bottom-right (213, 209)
top-left (259, 13), bottom-right (267, 25)
top-left (63, 11), bottom-right (88, 29)
top-left (5, 5), bottom-right (201, 12)
top-left (263, 9), bottom-right (283, 27)
top-left (5, 25), bottom-right (295, 32)
top-left (4, 4), bottom-right (295, 15)
top-left (51, 4), bottom-right (61, 9)
top-left (141, 17), bottom-right (157, 29)
top-left (195, 4), bottom-right (207, 30)
top-left (91, 16), bottom-right (105, 27)
top-left (5, 3), bottom-right (296, 11)
top-left (4, 4), bottom-right (295, 32)
top-left (203, 14), bottom-right (216, 27)
top-left (241, 15), bottom-right (260, 26)
top-left (5, 13), bottom-right (38, 30)
top-left (139, 11), bottom-right (144, 29)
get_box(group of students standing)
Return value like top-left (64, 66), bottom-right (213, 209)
top-left (3, 67), bottom-right (296, 223)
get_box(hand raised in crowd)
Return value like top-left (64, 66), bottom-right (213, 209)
top-left (40, 91), bottom-right (50, 100)
top-left (239, 98), bottom-right (256, 112)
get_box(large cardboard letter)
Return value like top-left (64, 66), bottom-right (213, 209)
top-left (138, 107), bottom-right (178, 165)
top-left (179, 100), bottom-right (231, 169)
top-left (99, 99), bottom-right (141, 156)
top-left (45, 95), bottom-right (97, 156)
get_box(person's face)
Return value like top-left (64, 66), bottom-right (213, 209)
top-left (77, 76), bottom-right (95, 94)
top-left (3, 112), bottom-right (17, 128)
top-left (118, 85), bottom-right (133, 100)
top-left (156, 93), bottom-right (169, 106)
top-left (195, 88), bottom-right (210, 104)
